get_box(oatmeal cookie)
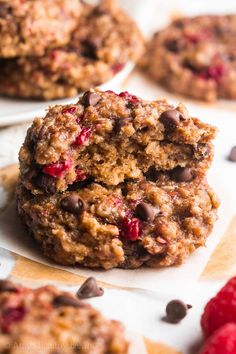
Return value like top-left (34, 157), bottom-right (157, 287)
top-left (142, 15), bottom-right (236, 101)
top-left (0, 0), bottom-right (81, 58)
top-left (0, 280), bottom-right (128, 353)
top-left (0, 0), bottom-right (144, 100)
top-left (18, 89), bottom-right (217, 195)
top-left (16, 177), bottom-right (219, 269)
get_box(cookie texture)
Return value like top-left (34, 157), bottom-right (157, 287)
top-left (0, 0), bottom-right (80, 58)
top-left (0, 0), bottom-right (144, 100)
top-left (17, 89), bottom-right (219, 269)
top-left (0, 280), bottom-right (128, 353)
top-left (18, 89), bottom-right (216, 195)
top-left (142, 15), bottom-right (236, 101)
top-left (17, 175), bottom-right (219, 269)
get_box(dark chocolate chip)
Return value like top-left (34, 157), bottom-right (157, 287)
top-left (159, 110), bottom-right (181, 131)
top-left (145, 166), bottom-right (160, 182)
top-left (114, 117), bottom-right (132, 134)
top-left (165, 300), bottom-right (190, 323)
top-left (34, 173), bottom-right (56, 194)
top-left (170, 167), bottom-right (193, 182)
top-left (135, 202), bottom-right (156, 222)
top-left (0, 280), bottom-right (18, 293)
top-left (81, 39), bottom-right (100, 60)
top-left (228, 146), bottom-right (236, 162)
top-left (77, 277), bottom-right (104, 299)
top-left (82, 91), bottom-right (101, 107)
top-left (165, 39), bottom-right (183, 53)
top-left (53, 295), bottom-right (82, 308)
top-left (61, 193), bottom-right (85, 215)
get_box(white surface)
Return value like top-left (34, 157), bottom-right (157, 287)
top-left (0, 62), bottom-right (134, 127)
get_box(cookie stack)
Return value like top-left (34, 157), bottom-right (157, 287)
top-left (17, 89), bottom-right (219, 269)
top-left (0, 0), bottom-right (144, 100)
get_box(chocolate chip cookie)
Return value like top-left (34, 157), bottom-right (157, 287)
top-left (142, 15), bottom-right (236, 101)
top-left (0, 0), bottom-right (80, 58)
top-left (0, 280), bottom-right (128, 353)
top-left (16, 176), bottom-right (219, 269)
top-left (18, 89), bottom-right (216, 195)
top-left (0, 0), bottom-right (144, 100)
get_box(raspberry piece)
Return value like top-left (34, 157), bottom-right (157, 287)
top-left (199, 64), bottom-right (225, 82)
top-left (62, 106), bottom-right (76, 115)
top-left (105, 90), bottom-right (116, 94)
top-left (112, 62), bottom-right (125, 74)
top-left (120, 217), bottom-right (141, 241)
top-left (201, 277), bottom-right (236, 338)
top-left (1, 306), bottom-right (26, 333)
top-left (43, 160), bottom-right (72, 178)
top-left (75, 169), bottom-right (86, 182)
top-left (199, 323), bottom-right (236, 354)
top-left (75, 128), bottom-right (91, 146)
top-left (118, 91), bottom-right (140, 103)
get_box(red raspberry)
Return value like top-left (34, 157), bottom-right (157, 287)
top-left (120, 217), bottom-right (141, 241)
top-left (201, 277), bottom-right (236, 338)
top-left (199, 64), bottom-right (225, 82)
top-left (62, 106), bottom-right (77, 115)
top-left (112, 62), bottom-right (125, 74)
top-left (1, 306), bottom-right (26, 333)
top-left (75, 169), bottom-right (86, 182)
top-left (199, 323), bottom-right (236, 354)
top-left (118, 91), bottom-right (140, 103)
top-left (43, 160), bottom-right (72, 178)
top-left (75, 128), bottom-right (91, 146)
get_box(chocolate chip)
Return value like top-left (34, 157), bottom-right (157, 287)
top-left (82, 91), bottom-right (101, 107)
top-left (228, 146), bottom-right (236, 162)
top-left (53, 295), bottom-right (82, 308)
top-left (165, 300), bottom-right (190, 323)
top-left (114, 117), bottom-right (132, 134)
top-left (77, 277), bottom-right (104, 299)
top-left (34, 173), bottom-right (56, 194)
top-left (0, 280), bottom-right (18, 293)
top-left (159, 110), bottom-right (181, 131)
top-left (170, 167), bottom-right (194, 182)
top-left (135, 202), bottom-right (156, 222)
top-left (145, 166), bottom-right (160, 182)
top-left (61, 193), bottom-right (85, 215)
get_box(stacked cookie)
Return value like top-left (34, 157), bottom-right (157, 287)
top-left (17, 89), bottom-right (219, 269)
top-left (0, 0), bottom-right (144, 100)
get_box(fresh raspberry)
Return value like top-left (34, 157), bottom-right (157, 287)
top-left (43, 160), bottom-right (72, 178)
top-left (199, 323), bottom-right (236, 354)
top-left (75, 128), bottom-right (91, 146)
top-left (201, 277), bottom-right (236, 338)
top-left (62, 106), bottom-right (77, 115)
top-left (120, 217), bottom-right (141, 241)
top-left (1, 306), bottom-right (26, 333)
top-left (118, 91), bottom-right (140, 103)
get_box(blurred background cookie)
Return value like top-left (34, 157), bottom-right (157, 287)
top-left (0, 0), bottom-right (144, 100)
top-left (0, 0), bottom-right (81, 58)
top-left (142, 15), bottom-right (236, 102)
